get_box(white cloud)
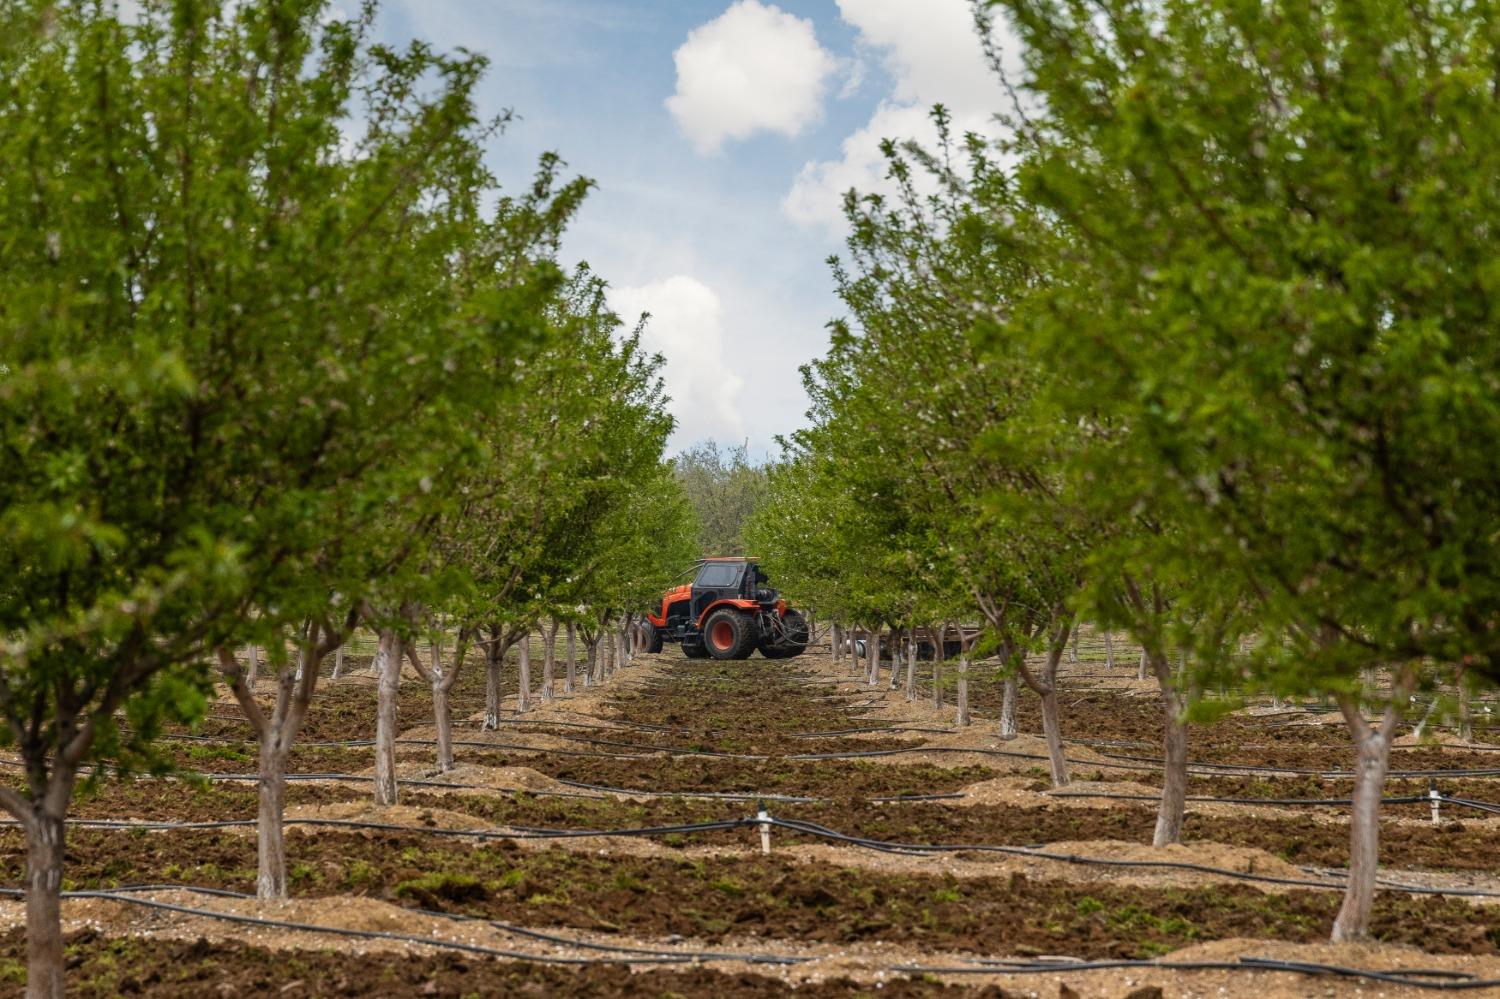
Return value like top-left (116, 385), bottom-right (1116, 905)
top-left (782, 0), bottom-right (1016, 235)
top-left (610, 276), bottom-right (747, 443)
top-left (782, 102), bottom-right (932, 230)
top-left (836, 0), bottom-right (1002, 114)
top-left (666, 0), bottom-right (839, 155)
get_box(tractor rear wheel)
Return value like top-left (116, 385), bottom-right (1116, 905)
top-left (640, 622), bottom-right (663, 654)
top-left (703, 608), bottom-right (757, 660)
top-left (759, 609), bottom-right (809, 659)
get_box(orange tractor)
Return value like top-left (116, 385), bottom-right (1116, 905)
top-left (642, 557), bottom-right (809, 660)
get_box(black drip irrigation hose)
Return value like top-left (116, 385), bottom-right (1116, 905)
top-left (0, 815), bottom-right (758, 842)
top-left (0, 885), bottom-right (807, 968)
top-left (1051, 790), bottom-right (1432, 807)
top-left (15, 803), bottom-right (1500, 898)
top-left (1441, 795), bottom-right (1500, 817)
top-left (755, 815), bottom-right (1500, 899)
top-left (1097, 749), bottom-right (1500, 779)
top-left (889, 955), bottom-right (1500, 990)
top-left (558, 735), bottom-right (769, 759)
top-left (789, 743), bottom-right (1500, 780)
top-left (788, 725), bottom-right (952, 738)
top-left (62, 883), bottom-right (808, 964)
top-left (117, 795), bottom-right (1472, 902)
top-left (1, 751), bottom-right (970, 807)
top-left (546, 777), bottom-right (963, 805)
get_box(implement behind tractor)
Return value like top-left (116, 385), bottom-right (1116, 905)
top-left (642, 557), bottom-right (809, 660)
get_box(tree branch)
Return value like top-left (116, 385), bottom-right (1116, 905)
top-left (218, 647), bottom-right (268, 740)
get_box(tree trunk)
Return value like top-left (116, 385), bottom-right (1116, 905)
top-left (332, 642), bottom-right (345, 679)
top-left (931, 624), bottom-right (945, 709)
top-left (1154, 698), bottom-right (1188, 846)
top-left (1459, 680), bottom-right (1473, 742)
top-left (999, 675), bottom-right (1018, 739)
top-left (888, 627), bottom-right (902, 690)
top-left (483, 636), bottom-right (504, 730)
top-left (1137, 648), bottom-right (1148, 681)
top-left (1020, 625), bottom-right (1071, 787)
top-left (1146, 645), bottom-right (1188, 846)
top-left (256, 732), bottom-right (288, 899)
top-left (1103, 631), bottom-right (1115, 670)
top-left (1331, 679), bottom-right (1409, 942)
top-left (1333, 725), bottom-right (1392, 940)
top-left (517, 631), bottom-right (532, 713)
top-left (247, 644), bottom-right (259, 687)
top-left (584, 636), bottom-right (598, 688)
top-left (1038, 685), bottom-right (1069, 786)
top-left (956, 655), bottom-right (970, 727)
top-left (433, 678), bottom-right (453, 772)
top-left (866, 628), bottom-right (880, 687)
top-left (565, 622), bottom-right (578, 694)
top-left (541, 619), bottom-right (558, 702)
top-left (831, 622), bottom-right (841, 667)
top-left (373, 628), bottom-right (401, 806)
top-left (903, 630), bottom-right (917, 701)
top-left (23, 810), bottom-right (66, 999)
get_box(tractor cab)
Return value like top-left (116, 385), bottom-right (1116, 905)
top-left (689, 558), bottom-right (772, 616)
top-left (689, 558), bottom-right (749, 620)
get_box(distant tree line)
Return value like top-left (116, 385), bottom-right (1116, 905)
top-left (673, 439), bottom-right (768, 557)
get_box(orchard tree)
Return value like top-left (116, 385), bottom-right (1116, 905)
top-left (359, 159), bottom-right (590, 790)
top-left (787, 120), bottom-right (1093, 782)
top-left (581, 462), bottom-right (699, 660)
top-left (0, 0), bottom-right (566, 988)
top-left (417, 266), bottom-right (679, 762)
top-left (994, 0), bottom-right (1500, 937)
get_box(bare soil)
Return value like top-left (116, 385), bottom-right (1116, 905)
top-left (0, 930), bottom-right (1006, 999)
top-left (14, 644), bottom-right (1500, 996)
top-left (10, 826), bottom-right (1499, 959)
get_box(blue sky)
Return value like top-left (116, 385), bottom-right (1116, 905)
top-left (372, 0), bottom-right (1009, 456)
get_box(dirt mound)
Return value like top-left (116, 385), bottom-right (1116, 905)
top-left (281, 799), bottom-right (493, 833)
top-left (1038, 838), bottom-right (1306, 881)
top-left (403, 761), bottom-right (582, 795)
top-left (1393, 730), bottom-right (1488, 749)
top-left (848, 728), bottom-right (1114, 773)
top-left (956, 776), bottom-right (1163, 809)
